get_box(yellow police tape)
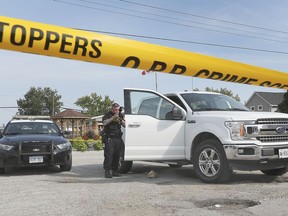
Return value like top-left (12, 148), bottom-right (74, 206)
top-left (0, 15), bottom-right (287, 89)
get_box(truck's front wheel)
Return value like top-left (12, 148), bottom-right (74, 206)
top-left (193, 139), bottom-right (232, 183)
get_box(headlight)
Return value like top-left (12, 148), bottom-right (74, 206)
top-left (225, 121), bottom-right (246, 140)
top-left (225, 121), bottom-right (259, 140)
top-left (0, 143), bottom-right (14, 151)
top-left (57, 142), bottom-right (71, 150)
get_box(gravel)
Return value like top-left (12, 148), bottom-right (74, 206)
top-left (1, 150), bottom-right (288, 216)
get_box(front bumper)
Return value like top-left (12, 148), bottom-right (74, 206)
top-left (223, 144), bottom-right (288, 171)
top-left (0, 144), bottom-right (71, 168)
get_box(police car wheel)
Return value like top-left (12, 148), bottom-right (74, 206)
top-left (60, 153), bottom-right (72, 171)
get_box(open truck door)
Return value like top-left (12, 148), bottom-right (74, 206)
top-left (123, 88), bottom-right (186, 163)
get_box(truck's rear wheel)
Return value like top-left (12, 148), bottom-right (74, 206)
top-left (193, 139), bottom-right (232, 183)
top-left (118, 145), bottom-right (133, 173)
top-left (118, 160), bottom-right (133, 174)
top-left (261, 167), bottom-right (288, 176)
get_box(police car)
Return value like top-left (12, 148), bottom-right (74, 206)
top-left (0, 116), bottom-right (72, 174)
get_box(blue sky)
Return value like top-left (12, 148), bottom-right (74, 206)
top-left (1, 0), bottom-right (288, 125)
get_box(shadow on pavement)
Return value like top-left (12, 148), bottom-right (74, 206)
top-left (41, 162), bottom-right (286, 185)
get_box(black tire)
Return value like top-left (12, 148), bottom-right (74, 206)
top-left (261, 167), bottom-right (288, 176)
top-left (118, 145), bottom-right (133, 174)
top-left (0, 167), bottom-right (5, 174)
top-left (168, 164), bottom-right (183, 168)
top-left (118, 160), bottom-right (133, 174)
top-left (193, 139), bottom-right (232, 183)
top-left (60, 153), bottom-right (72, 172)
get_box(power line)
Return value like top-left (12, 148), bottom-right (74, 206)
top-left (119, 0), bottom-right (288, 35)
top-left (75, 28), bottom-right (288, 55)
top-left (79, 0), bottom-right (288, 41)
top-left (55, 0), bottom-right (288, 54)
top-left (54, 0), bottom-right (288, 44)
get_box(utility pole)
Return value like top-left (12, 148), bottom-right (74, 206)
top-left (52, 95), bottom-right (55, 116)
top-left (191, 77), bottom-right (194, 91)
top-left (155, 72), bottom-right (158, 91)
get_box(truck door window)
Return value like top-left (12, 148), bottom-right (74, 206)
top-left (138, 97), bottom-right (160, 117)
top-left (130, 92), bottom-right (160, 118)
top-left (130, 91), bottom-right (175, 120)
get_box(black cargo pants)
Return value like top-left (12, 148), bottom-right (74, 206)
top-left (103, 137), bottom-right (124, 171)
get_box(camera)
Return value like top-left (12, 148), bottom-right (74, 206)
top-left (119, 106), bottom-right (124, 119)
top-left (113, 106), bottom-right (125, 123)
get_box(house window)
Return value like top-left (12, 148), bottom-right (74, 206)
top-left (258, 105), bottom-right (263, 111)
top-left (250, 106), bottom-right (255, 111)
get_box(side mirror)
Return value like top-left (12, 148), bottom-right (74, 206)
top-left (172, 106), bottom-right (184, 120)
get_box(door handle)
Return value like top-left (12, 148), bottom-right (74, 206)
top-left (128, 122), bottom-right (141, 128)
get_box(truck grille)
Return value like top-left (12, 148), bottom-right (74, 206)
top-left (256, 118), bottom-right (288, 125)
top-left (254, 118), bottom-right (288, 143)
top-left (257, 136), bottom-right (288, 142)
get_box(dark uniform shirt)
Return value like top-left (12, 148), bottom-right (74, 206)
top-left (102, 111), bottom-right (122, 138)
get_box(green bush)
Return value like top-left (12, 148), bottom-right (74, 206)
top-left (93, 139), bottom-right (103, 150)
top-left (78, 142), bottom-right (88, 152)
top-left (70, 137), bottom-right (103, 151)
top-left (71, 137), bottom-right (87, 152)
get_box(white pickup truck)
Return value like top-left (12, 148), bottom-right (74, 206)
top-left (119, 88), bottom-right (288, 183)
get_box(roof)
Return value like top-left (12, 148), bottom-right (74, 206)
top-left (12, 115), bottom-right (51, 120)
top-left (10, 119), bottom-right (53, 123)
top-left (90, 115), bottom-right (104, 122)
top-left (166, 91), bottom-right (220, 95)
top-left (254, 92), bottom-right (285, 105)
top-left (51, 109), bottom-right (88, 119)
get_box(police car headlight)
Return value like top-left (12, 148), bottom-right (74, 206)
top-left (57, 142), bottom-right (71, 150)
top-left (0, 143), bottom-right (14, 151)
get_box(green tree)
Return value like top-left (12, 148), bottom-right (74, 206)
top-left (205, 87), bottom-right (240, 102)
top-left (278, 90), bottom-right (288, 113)
top-left (17, 87), bottom-right (63, 115)
top-left (75, 93), bottom-right (114, 117)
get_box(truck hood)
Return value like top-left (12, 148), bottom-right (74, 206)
top-left (196, 111), bottom-right (288, 121)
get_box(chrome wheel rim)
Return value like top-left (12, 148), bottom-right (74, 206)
top-left (199, 148), bottom-right (220, 177)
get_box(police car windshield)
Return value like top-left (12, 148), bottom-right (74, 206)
top-left (4, 122), bottom-right (61, 135)
top-left (180, 93), bottom-right (248, 112)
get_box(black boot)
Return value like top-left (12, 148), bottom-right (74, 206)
top-left (105, 170), bottom-right (112, 178)
top-left (112, 170), bottom-right (121, 177)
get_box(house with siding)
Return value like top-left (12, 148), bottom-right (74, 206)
top-left (245, 92), bottom-right (285, 112)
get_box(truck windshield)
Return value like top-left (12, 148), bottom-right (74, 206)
top-left (4, 122), bottom-right (61, 135)
top-left (180, 93), bottom-right (249, 112)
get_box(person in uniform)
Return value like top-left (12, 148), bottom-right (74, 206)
top-left (102, 103), bottom-right (125, 178)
